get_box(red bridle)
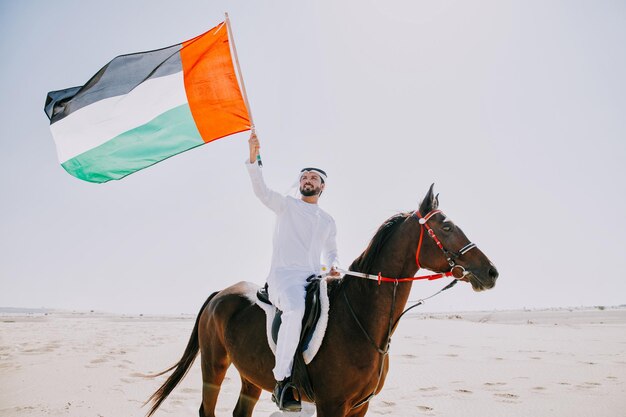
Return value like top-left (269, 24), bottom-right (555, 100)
top-left (412, 209), bottom-right (477, 278)
top-left (373, 209), bottom-right (477, 284)
top-left (414, 209), bottom-right (444, 270)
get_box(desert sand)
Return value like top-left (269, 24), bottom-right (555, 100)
top-left (1, 307), bottom-right (624, 417)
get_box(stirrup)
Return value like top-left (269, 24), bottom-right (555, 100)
top-left (272, 379), bottom-right (302, 412)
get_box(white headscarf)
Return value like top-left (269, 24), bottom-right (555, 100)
top-left (285, 167), bottom-right (328, 197)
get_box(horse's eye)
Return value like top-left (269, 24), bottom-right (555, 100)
top-left (442, 225), bottom-right (452, 232)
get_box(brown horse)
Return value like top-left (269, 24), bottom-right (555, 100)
top-left (146, 185), bottom-right (498, 417)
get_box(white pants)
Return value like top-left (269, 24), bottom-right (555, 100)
top-left (268, 275), bottom-right (308, 381)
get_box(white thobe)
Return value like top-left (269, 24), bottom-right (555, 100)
top-left (246, 161), bottom-right (339, 380)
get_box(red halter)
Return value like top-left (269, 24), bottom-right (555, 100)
top-left (374, 209), bottom-right (452, 284)
top-left (411, 209), bottom-right (477, 282)
top-left (342, 209), bottom-right (477, 284)
top-left (374, 209), bottom-right (477, 284)
top-left (414, 209), bottom-right (444, 270)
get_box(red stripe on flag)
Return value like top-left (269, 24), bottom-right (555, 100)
top-left (181, 23), bottom-right (250, 143)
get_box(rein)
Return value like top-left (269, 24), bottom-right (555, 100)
top-left (343, 208), bottom-right (477, 409)
top-left (337, 268), bottom-right (455, 283)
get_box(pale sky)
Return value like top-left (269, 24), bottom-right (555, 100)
top-left (1, 0), bottom-right (625, 314)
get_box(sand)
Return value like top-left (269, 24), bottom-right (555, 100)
top-left (1, 307), bottom-right (624, 417)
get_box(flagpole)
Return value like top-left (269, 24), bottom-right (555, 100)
top-left (225, 12), bottom-right (262, 166)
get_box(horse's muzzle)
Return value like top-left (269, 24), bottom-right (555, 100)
top-left (466, 264), bottom-right (498, 292)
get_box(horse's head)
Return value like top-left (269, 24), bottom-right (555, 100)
top-left (415, 184), bottom-right (499, 292)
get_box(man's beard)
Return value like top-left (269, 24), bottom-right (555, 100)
top-left (300, 185), bottom-right (321, 197)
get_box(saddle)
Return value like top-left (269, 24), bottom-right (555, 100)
top-left (256, 275), bottom-right (323, 352)
top-left (252, 276), bottom-right (341, 404)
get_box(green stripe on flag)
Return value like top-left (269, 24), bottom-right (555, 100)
top-left (62, 104), bottom-right (204, 183)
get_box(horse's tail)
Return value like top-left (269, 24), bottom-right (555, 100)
top-left (145, 291), bottom-right (218, 417)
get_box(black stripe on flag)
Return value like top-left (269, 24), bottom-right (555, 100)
top-left (45, 43), bottom-right (182, 124)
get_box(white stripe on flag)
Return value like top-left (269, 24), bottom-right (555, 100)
top-left (51, 71), bottom-right (188, 163)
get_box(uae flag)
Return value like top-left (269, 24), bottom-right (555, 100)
top-left (44, 21), bottom-right (251, 183)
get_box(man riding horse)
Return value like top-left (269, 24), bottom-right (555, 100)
top-left (246, 132), bottom-right (341, 411)
top-left (146, 150), bottom-right (499, 417)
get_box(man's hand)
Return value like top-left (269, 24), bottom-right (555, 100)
top-left (329, 266), bottom-right (341, 277)
top-left (248, 132), bottom-right (260, 164)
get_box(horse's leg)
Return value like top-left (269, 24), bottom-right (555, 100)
top-left (232, 376), bottom-right (262, 417)
top-left (315, 402), bottom-right (350, 417)
top-left (345, 403), bottom-right (370, 417)
top-left (315, 400), bottom-right (371, 417)
top-left (199, 339), bottom-right (231, 417)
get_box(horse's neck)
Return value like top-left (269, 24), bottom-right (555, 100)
top-left (354, 263), bottom-right (416, 309)
top-left (344, 251), bottom-right (418, 345)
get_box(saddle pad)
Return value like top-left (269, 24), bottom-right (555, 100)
top-left (243, 279), bottom-right (330, 364)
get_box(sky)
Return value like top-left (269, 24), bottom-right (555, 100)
top-left (1, 0), bottom-right (625, 314)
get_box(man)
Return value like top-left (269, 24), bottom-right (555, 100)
top-left (246, 132), bottom-right (340, 411)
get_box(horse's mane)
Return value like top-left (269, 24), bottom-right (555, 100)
top-left (348, 212), bottom-right (411, 274)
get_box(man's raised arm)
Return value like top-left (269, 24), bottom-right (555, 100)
top-left (245, 132), bottom-right (286, 213)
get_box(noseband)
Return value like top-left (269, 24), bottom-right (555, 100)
top-left (413, 209), bottom-right (477, 279)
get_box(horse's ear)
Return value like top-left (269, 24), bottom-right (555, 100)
top-left (419, 183), bottom-right (437, 213)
